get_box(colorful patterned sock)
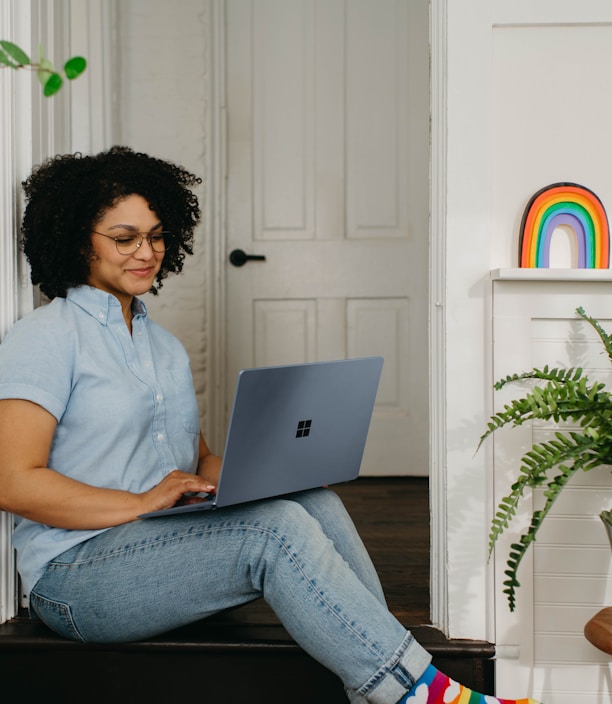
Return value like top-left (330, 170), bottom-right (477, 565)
top-left (398, 664), bottom-right (541, 703)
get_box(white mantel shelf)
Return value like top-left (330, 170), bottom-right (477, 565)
top-left (491, 267), bottom-right (612, 282)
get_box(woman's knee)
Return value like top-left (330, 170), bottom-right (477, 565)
top-left (290, 486), bottom-right (345, 516)
top-left (251, 496), bottom-right (322, 536)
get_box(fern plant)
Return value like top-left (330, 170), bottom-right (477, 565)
top-left (480, 307), bottom-right (612, 612)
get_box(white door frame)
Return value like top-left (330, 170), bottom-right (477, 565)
top-left (207, 0), bottom-right (450, 632)
top-left (204, 0), bottom-right (229, 452)
top-left (428, 0), bottom-right (448, 634)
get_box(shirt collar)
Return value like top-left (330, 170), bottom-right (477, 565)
top-left (66, 286), bottom-right (148, 325)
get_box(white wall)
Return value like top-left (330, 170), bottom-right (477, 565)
top-left (445, 0), bottom-right (612, 700)
top-left (115, 0), bottom-right (214, 428)
top-left (444, 0), bottom-right (494, 640)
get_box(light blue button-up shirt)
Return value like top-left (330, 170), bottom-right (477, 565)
top-left (0, 286), bottom-right (200, 596)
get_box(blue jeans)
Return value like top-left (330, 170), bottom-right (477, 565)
top-left (29, 488), bottom-right (431, 703)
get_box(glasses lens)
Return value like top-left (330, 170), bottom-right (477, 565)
top-left (114, 233), bottom-right (167, 254)
top-left (148, 233), bottom-right (167, 252)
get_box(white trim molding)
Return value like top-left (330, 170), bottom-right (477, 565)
top-left (429, 0), bottom-right (448, 634)
top-left (207, 0), bottom-right (228, 452)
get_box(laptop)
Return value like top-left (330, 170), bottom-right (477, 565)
top-left (139, 356), bottom-right (383, 518)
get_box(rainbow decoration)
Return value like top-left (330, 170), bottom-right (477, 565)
top-left (519, 182), bottom-right (609, 268)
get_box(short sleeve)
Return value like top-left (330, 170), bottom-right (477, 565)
top-left (0, 307), bottom-right (74, 422)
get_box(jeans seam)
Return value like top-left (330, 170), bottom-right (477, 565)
top-left (30, 590), bottom-right (87, 643)
top-left (356, 632), bottom-right (415, 694)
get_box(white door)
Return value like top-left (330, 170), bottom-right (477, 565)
top-left (224, 0), bottom-right (429, 476)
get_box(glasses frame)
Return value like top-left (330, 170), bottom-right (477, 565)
top-left (91, 229), bottom-right (168, 255)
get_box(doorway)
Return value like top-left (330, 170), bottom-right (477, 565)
top-left (214, 0), bottom-right (431, 477)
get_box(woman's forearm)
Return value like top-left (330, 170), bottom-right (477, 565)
top-left (0, 400), bottom-right (215, 530)
top-left (1, 465), bottom-right (144, 530)
top-left (2, 464), bottom-right (216, 530)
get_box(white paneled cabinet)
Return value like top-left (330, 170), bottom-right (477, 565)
top-left (491, 270), bottom-right (612, 703)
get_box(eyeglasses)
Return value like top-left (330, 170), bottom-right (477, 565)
top-left (91, 230), bottom-right (168, 255)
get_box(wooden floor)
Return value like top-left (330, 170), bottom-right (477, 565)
top-left (229, 476), bottom-right (431, 626)
top-left (335, 475), bottom-right (430, 624)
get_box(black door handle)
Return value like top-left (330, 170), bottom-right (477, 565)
top-left (229, 249), bottom-right (267, 267)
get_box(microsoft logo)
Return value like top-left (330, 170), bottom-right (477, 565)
top-left (296, 419), bottom-right (312, 438)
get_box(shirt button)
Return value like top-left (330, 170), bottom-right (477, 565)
top-left (98, 312), bottom-right (105, 320)
top-left (144, 361), bottom-right (152, 368)
top-left (156, 394), bottom-right (163, 402)
top-left (157, 433), bottom-right (165, 442)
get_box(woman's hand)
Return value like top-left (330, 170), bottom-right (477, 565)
top-left (137, 438), bottom-right (222, 513)
top-left (138, 470), bottom-right (216, 515)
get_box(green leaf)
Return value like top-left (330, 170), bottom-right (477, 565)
top-left (64, 55), bottom-right (86, 79)
top-left (0, 47), bottom-right (18, 67)
top-left (43, 72), bottom-right (63, 97)
top-left (37, 57), bottom-right (54, 87)
top-left (0, 40), bottom-right (30, 65)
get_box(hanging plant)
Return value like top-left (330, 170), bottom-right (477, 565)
top-left (0, 40), bottom-right (86, 97)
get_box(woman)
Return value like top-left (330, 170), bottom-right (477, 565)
top-left (0, 147), bottom-right (539, 704)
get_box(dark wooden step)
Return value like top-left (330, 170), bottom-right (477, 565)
top-left (0, 607), bottom-right (495, 703)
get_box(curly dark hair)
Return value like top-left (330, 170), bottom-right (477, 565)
top-left (21, 146), bottom-right (202, 299)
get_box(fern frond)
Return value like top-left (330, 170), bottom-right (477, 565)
top-left (492, 365), bottom-right (583, 392)
top-left (479, 371), bottom-right (612, 450)
top-left (500, 462), bottom-right (581, 611)
top-left (577, 307), bottom-right (612, 365)
top-left (488, 431), bottom-right (601, 557)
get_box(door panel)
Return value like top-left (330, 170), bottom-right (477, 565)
top-left (225, 0), bottom-right (429, 475)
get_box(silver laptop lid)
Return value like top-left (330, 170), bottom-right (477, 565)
top-left (214, 356), bottom-right (383, 507)
top-left (139, 356), bottom-right (383, 518)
